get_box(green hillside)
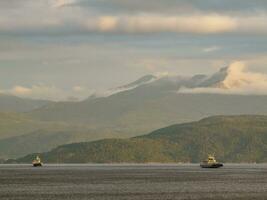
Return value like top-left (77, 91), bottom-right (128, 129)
top-left (16, 115), bottom-right (267, 163)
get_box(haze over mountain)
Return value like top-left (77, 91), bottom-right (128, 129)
top-left (15, 115), bottom-right (267, 164)
top-left (29, 63), bottom-right (267, 127)
top-left (0, 94), bottom-right (51, 113)
top-left (2, 63), bottom-right (267, 159)
top-left (0, 1), bottom-right (267, 164)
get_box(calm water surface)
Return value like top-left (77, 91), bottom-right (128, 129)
top-left (0, 164), bottom-right (267, 200)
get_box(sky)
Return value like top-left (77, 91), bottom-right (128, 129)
top-left (0, 0), bottom-right (267, 100)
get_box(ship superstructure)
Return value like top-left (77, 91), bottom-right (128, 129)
top-left (200, 155), bottom-right (223, 168)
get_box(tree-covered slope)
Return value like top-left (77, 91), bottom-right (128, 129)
top-left (16, 115), bottom-right (267, 163)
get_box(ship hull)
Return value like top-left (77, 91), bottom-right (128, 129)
top-left (33, 163), bottom-right (42, 167)
top-left (200, 163), bottom-right (223, 168)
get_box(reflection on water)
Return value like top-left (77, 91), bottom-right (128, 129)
top-left (0, 164), bottom-right (267, 200)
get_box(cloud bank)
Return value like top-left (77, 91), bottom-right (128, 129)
top-left (180, 61), bottom-right (267, 95)
top-left (89, 15), bottom-right (237, 34)
top-left (0, 85), bottom-right (92, 101)
top-left (0, 0), bottom-right (267, 35)
top-left (1, 14), bottom-right (267, 35)
top-left (0, 0), bottom-right (267, 101)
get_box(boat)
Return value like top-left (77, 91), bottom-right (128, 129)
top-left (32, 156), bottom-right (43, 167)
top-left (200, 155), bottom-right (223, 168)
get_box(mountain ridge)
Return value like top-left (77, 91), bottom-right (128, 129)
top-left (0, 94), bottom-right (51, 112)
top-left (2, 64), bottom-right (267, 159)
top-left (14, 115), bottom-right (267, 163)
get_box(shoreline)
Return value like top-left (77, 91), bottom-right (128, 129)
top-left (1, 163), bottom-right (267, 166)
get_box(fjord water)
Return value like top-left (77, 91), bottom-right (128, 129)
top-left (0, 164), bottom-right (267, 200)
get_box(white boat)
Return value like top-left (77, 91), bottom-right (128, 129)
top-left (32, 156), bottom-right (43, 167)
top-left (200, 155), bottom-right (223, 168)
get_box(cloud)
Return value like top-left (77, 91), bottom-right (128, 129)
top-left (87, 14), bottom-right (237, 34)
top-left (0, 0), bottom-right (266, 36)
top-left (71, 0), bottom-right (267, 14)
top-left (8, 85), bottom-right (66, 101)
top-left (220, 61), bottom-right (267, 91)
top-left (11, 86), bottom-right (32, 95)
top-left (179, 61), bottom-right (267, 95)
top-left (0, 84), bottom-right (92, 101)
top-left (0, 3), bottom-right (267, 36)
top-left (87, 14), bottom-right (267, 35)
top-left (203, 46), bottom-right (221, 53)
top-left (72, 86), bottom-right (84, 92)
top-left (96, 16), bottom-right (119, 32)
top-left (50, 0), bottom-right (77, 8)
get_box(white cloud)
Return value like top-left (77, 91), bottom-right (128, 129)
top-left (11, 86), bottom-right (32, 95)
top-left (203, 46), bottom-right (221, 53)
top-left (1, 84), bottom-right (92, 101)
top-left (86, 14), bottom-right (237, 34)
top-left (96, 16), bottom-right (119, 32)
top-left (72, 86), bottom-right (84, 92)
top-left (8, 85), bottom-right (66, 101)
top-left (179, 61), bottom-right (267, 95)
top-left (90, 14), bottom-right (267, 35)
top-left (50, 0), bottom-right (77, 8)
top-left (155, 71), bottom-right (171, 78)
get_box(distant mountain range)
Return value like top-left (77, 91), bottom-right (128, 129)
top-left (0, 94), bottom-right (51, 113)
top-left (15, 115), bottom-right (267, 163)
top-left (27, 66), bottom-right (267, 137)
top-left (2, 65), bottom-right (267, 159)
